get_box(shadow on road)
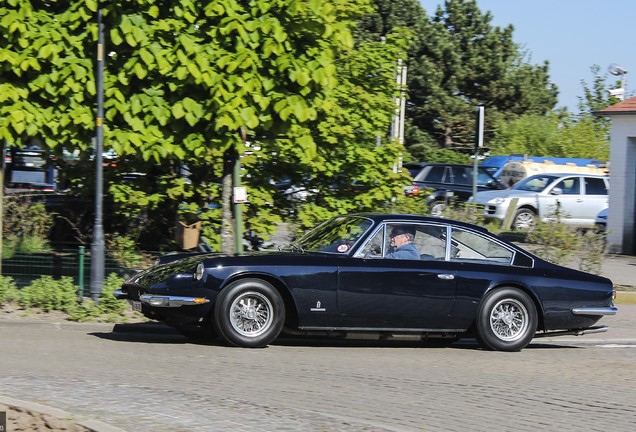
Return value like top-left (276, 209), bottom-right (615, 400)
top-left (89, 323), bottom-right (581, 350)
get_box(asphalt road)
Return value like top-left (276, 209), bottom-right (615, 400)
top-left (1, 308), bottom-right (635, 432)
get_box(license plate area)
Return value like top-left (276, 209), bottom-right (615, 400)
top-left (132, 300), bottom-right (142, 312)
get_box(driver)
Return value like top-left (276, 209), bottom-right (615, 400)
top-left (385, 225), bottom-right (420, 260)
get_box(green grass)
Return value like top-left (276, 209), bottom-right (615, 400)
top-left (615, 290), bottom-right (636, 305)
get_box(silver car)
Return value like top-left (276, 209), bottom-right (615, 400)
top-left (471, 173), bottom-right (609, 230)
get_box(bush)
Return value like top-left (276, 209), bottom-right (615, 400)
top-left (68, 273), bottom-right (128, 322)
top-left (3, 199), bottom-right (54, 258)
top-left (18, 276), bottom-right (78, 313)
top-left (97, 273), bottom-right (127, 315)
top-left (0, 276), bottom-right (20, 305)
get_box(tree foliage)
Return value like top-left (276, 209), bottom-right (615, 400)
top-left (490, 113), bottom-right (609, 161)
top-left (1, 0), bottom-right (411, 249)
top-left (357, 0), bottom-right (558, 156)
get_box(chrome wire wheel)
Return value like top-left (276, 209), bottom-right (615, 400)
top-left (229, 291), bottom-right (274, 338)
top-left (489, 298), bottom-right (529, 342)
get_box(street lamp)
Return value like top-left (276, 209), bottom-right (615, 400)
top-left (608, 64), bottom-right (628, 101)
top-left (90, 9), bottom-right (105, 304)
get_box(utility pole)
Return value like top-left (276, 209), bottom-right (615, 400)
top-left (233, 128), bottom-right (246, 255)
top-left (472, 106), bottom-right (485, 200)
top-left (0, 140), bottom-right (4, 275)
top-left (90, 9), bottom-right (105, 304)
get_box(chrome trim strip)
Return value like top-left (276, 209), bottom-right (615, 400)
top-left (139, 294), bottom-right (209, 307)
top-left (571, 306), bottom-right (618, 316)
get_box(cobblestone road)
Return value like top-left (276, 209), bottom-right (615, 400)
top-left (1, 310), bottom-right (635, 432)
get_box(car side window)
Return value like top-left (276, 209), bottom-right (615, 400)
top-left (452, 167), bottom-right (471, 185)
top-left (355, 223), bottom-right (447, 260)
top-left (410, 224), bottom-right (447, 260)
top-left (449, 228), bottom-right (514, 265)
top-left (555, 177), bottom-right (580, 195)
top-left (584, 177), bottom-right (608, 195)
top-left (424, 166), bottom-right (445, 183)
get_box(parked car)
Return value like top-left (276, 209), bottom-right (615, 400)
top-left (470, 173), bottom-right (610, 230)
top-left (404, 163), bottom-right (505, 215)
top-left (595, 208), bottom-right (608, 233)
top-left (114, 214), bottom-right (617, 352)
top-left (480, 155), bottom-right (605, 180)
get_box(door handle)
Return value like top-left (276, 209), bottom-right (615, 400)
top-left (438, 274), bottom-right (455, 280)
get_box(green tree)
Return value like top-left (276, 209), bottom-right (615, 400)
top-left (356, 0), bottom-right (558, 157)
top-left (491, 112), bottom-right (608, 161)
top-left (578, 64), bottom-right (621, 125)
top-left (1, 0), bottom-right (411, 250)
top-left (490, 65), bottom-right (617, 162)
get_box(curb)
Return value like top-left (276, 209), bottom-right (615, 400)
top-left (0, 394), bottom-right (126, 432)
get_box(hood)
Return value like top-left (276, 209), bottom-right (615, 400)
top-left (472, 189), bottom-right (538, 204)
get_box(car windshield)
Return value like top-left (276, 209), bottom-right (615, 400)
top-left (474, 168), bottom-right (498, 186)
top-left (512, 175), bottom-right (559, 192)
top-left (292, 216), bottom-right (373, 254)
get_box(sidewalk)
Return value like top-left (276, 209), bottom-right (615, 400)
top-left (600, 253), bottom-right (636, 289)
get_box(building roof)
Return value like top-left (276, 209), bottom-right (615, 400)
top-left (596, 96), bottom-right (636, 115)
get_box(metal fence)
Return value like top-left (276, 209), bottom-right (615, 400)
top-left (1, 247), bottom-right (150, 293)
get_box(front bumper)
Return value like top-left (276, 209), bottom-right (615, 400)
top-left (480, 203), bottom-right (508, 220)
top-left (113, 289), bottom-right (210, 307)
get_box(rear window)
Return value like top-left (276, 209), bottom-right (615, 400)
top-left (585, 177), bottom-right (608, 195)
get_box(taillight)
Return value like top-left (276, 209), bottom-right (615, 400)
top-left (412, 186), bottom-right (420, 196)
top-left (613, 288), bottom-right (617, 300)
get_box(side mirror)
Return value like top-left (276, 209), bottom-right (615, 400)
top-left (550, 187), bottom-right (562, 195)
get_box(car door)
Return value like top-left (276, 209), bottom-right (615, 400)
top-left (538, 176), bottom-right (582, 224)
top-left (448, 166), bottom-right (473, 201)
top-left (338, 222), bottom-right (457, 329)
top-left (579, 177), bottom-right (610, 225)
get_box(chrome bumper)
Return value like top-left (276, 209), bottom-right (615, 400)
top-left (113, 290), bottom-right (209, 307)
top-left (571, 306), bottom-right (618, 316)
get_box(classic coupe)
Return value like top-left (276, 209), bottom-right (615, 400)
top-left (114, 214), bottom-right (617, 351)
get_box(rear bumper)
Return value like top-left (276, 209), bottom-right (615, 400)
top-left (571, 306), bottom-right (618, 316)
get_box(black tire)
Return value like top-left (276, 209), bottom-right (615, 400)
top-left (475, 288), bottom-right (537, 352)
top-left (513, 208), bottom-right (537, 230)
top-left (214, 278), bottom-right (285, 348)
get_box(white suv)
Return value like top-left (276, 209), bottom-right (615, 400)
top-left (471, 173), bottom-right (609, 230)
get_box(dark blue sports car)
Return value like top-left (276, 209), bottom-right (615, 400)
top-left (114, 214), bottom-right (617, 351)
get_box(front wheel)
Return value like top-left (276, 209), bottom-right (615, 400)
top-left (513, 208), bottom-right (537, 230)
top-left (429, 200), bottom-right (446, 217)
top-left (475, 288), bottom-right (537, 352)
top-left (214, 279), bottom-right (285, 348)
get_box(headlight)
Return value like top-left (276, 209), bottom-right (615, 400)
top-left (493, 197), bottom-right (507, 204)
top-left (194, 262), bottom-right (205, 281)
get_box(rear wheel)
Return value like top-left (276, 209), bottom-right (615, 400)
top-left (214, 279), bottom-right (285, 348)
top-left (513, 208), bottom-right (536, 230)
top-left (475, 288), bottom-right (537, 352)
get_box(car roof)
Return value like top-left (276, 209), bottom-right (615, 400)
top-left (351, 213), bottom-right (492, 234)
top-left (527, 172), bottom-right (609, 179)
